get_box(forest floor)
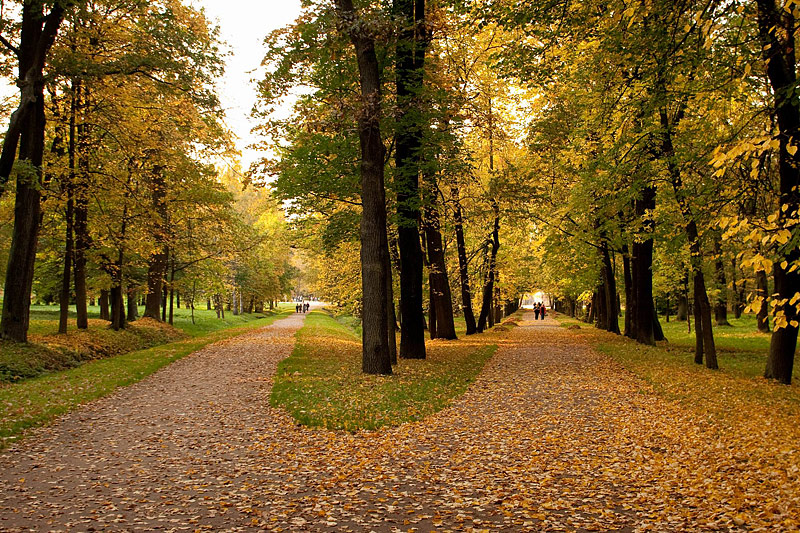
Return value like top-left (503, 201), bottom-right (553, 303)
top-left (0, 309), bottom-right (797, 531)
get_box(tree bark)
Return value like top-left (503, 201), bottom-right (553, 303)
top-left (127, 287), bottom-right (138, 322)
top-left (477, 200), bottom-right (500, 332)
top-left (72, 80), bottom-right (90, 329)
top-left (422, 184), bottom-right (457, 339)
top-left (630, 186), bottom-right (657, 345)
top-left (0, 1), bottom-right (66, 342)
top-left (600, 239), bottom-right (620, 334)
top-left (335, 0), bottom-right (392, 374)
top-left (143, 166), bottom-right (168, 320)
top-left (392, 0), bottom-right (429, 359)
top-left (756, 268), bottom-right (770, 332)
top-left (622, 244), bottom-right (633, 337)
top-left (99, 289), bottom-right (110, 321)
top-left (713, 234), bottom-right (731, 326)
top-left (756, 0), bottom-right (800, 384)
top-left (452, 185), bottom-right (477, 334)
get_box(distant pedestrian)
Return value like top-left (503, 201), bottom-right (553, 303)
top-left (534, 302), bottom-right (541, 320)
top-left (304, 302), bottom-right (309, 313)
top-left (540, 304), bottom-right (546, 319)
top-left (296, 303), bottom-right (300, 313)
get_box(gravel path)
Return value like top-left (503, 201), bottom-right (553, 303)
top-left (0, 311), bottom-right (732, 531)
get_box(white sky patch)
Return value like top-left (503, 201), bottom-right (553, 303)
top-left (191, 0), bottom-right (303, 171)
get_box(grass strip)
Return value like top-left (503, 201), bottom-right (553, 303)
top-left (0, 308), bottom-right (292, 448)
top-left (553, 312), bottom-right (799, 423)
top-left (271, 310), bottom-right (499, 432)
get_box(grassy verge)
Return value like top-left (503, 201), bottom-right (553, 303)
top-left (1, 305), bottom-right (285, 382)
top-left (552, 311), bottom-right (800, 423)
top-left (271, 310), bottom-right (505, 431)
top-left (0, 306), bottom-right (292, 447)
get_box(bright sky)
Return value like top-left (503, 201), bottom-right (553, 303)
top-left (191, 0), bottom-right (303, 170)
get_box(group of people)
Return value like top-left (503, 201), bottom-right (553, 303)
top-left (296, 302), bottom-right (310, 313)
top-left (533, 302), bottom-right (547, 320)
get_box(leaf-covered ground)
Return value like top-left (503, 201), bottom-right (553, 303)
top-left (271, 310), bottom-right (497, 431)
top-left (0, 310), bottom-right (796, 531)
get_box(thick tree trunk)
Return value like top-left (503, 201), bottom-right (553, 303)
top-left (335, 0), bottom-right (392, 374)
top-left (452, 185), bottom-right (477, 334)
top-left (0, 2), bottom-right (66, 342)
top-left (757, 0), bottom-right (800, 384)
top-left (393, 0), bottom-right (429, 360)
top-left (629, 179), bottom-right (661, 346)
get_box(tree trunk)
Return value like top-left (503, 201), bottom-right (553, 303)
top-left (452, 185), bottom-right (477, 334)
top-left (127, 287), bottom-right (138, 322)
top-left (756, 268), bottom-right (770, 332)
top-left (392, 0), bottom-right (429, 360)
top-left (161, 281), bottom-right (167, 322)
top-left (757, 0), bottom-right (800, 384)
top-left (477, 201), bottom-right (500, 332)
top-left (168, 259), bottom-right (175, 325)
top-left (713, 234), bottom-right (731, 326)
top-left (99, 290), bottom-right (110, 321)
top-left (335, 0), bottom-right (392, 374)
top-left (630, 194), bottom-right (656, 346)
top-left (600, 238), bottom-right (620, 334)
top-left (58, 86), bottom-right (78, 335)
top-left (622, 244), bottom-right (633, 337)
top-left (676, 280), bottom-right (688, 321)
top-left (58, 179), bottom-right (74, 335)
top-left (422, 186), bottom-right (457, 340)
top-left (0, 2), bottom-right (66, 342)
top-left (73, 80), bottom-right (91, 330)
top-left (143, 166), bottom-right (168, 320)
top-left (386, 251), bottom-right (398, 365)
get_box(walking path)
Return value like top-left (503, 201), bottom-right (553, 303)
top-left (0, 312), bottom-right (757, 531)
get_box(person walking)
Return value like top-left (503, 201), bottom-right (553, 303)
top-left (534, 302), bottom-right (541, 320)
top-left (540, 303), bottom-right (546, 320)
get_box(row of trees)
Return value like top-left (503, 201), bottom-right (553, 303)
top-left (0, 0), bottom-right (292, 343)
top-left (257, 0), bottom-right (799, 384)
top-left (253, 0), bottom-right (532, 374)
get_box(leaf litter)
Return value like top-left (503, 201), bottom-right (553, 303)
top-left (0, 311), bottom-right (797, 531)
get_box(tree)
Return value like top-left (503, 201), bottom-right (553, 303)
top-left (0, 0), bottom-right (70, 342)
top-left (334, 0), bottom-right (392, 375)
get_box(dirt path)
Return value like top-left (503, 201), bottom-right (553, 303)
top-left (0, 312), bottom-right (740, 531)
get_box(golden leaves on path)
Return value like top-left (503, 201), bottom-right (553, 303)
top-left (0, 311), bottom-right (796, 531)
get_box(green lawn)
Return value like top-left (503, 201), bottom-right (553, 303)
top-left (559, 311), bottom-right (796, 382)
top-left (271, 310), bottom-right (509, 432)
top-left (0, 304), bottom-right (293, 447)
top-left (1, 304), bottom-right (289, 382)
